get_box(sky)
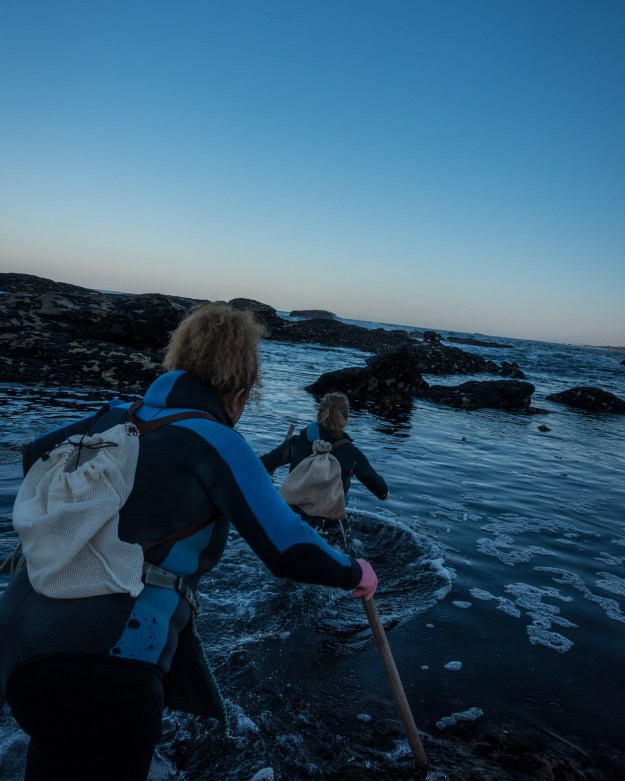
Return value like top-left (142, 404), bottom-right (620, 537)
top-left (1, 1), bottom-right (624, 346)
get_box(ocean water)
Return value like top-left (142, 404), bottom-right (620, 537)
top-left (1, 325), bottom-right (624, 780)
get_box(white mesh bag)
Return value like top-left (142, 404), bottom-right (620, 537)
top-left (279, 439), bottom-right (346, 520)
top-left (12, 421), bottom-right (145, 598)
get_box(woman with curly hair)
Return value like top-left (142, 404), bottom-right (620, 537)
top-left (0, 302), bottom-right (378, 781)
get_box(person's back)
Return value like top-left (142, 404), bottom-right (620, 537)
top-left (261, 393), bottom-right (389, 535)
top-left (0, 307), bottom-right (379, 781)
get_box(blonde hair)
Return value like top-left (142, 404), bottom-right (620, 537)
top-left (163, 303), bottom-right (265, 397)
top-left (317, 392), bottom-right (349, 438)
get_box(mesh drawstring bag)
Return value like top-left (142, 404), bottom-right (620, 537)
top-left (12, 422), bottom-right (145, 598)
top-left (279, 439), bottom-right (346, 520)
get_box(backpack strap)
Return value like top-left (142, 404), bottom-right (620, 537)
top-left (331, 438), bottom-right (350, 451)
top-left (128, 401), bottom-right (223, 553)
top-left (128, 402), bottom-right (219, 435)
top-left (141, 514), bottom-right (219, 552)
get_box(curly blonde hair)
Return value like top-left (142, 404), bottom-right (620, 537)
top-left (317, 392), bottom-right (349, 438)
top-left (163, 303), bottom-right (265, 397)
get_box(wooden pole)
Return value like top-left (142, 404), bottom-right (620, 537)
top-left (362, 597), bottom-right (429, 776)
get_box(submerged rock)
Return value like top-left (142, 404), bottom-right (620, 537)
top-left (546, 386), bottom-right (625, 413)
top-left (418, 380), bottom-right (536, 411)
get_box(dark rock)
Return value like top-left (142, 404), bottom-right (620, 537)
top-left (423, 330), bottom-right (442, 344)
top-left (538, 424), bottom-right (551, 432)
top-left (306, 345), bottom-right (534, 413)
top-left (228, 298), bottom-right (286, 334)
top-left (0, 272), bottom-right (91, 295)
top-left (546, 386), bottom-right (625, 413)
top-left (272, 318), bottom-right (415, 352)
top-left (417, 380), bottom-right (535, 411)
top-left (447, 335), bottom-right (513, 348)
top-left (0, 331), bottom-right (161, 392)
top-left (289, 309), bottom-right (337, 320)
top-left (620, 359), bottom-right (625, 366)
top-left (306, 344), bottom-right (429, 403)
top-left (0, 274), bottom-right (529, 394)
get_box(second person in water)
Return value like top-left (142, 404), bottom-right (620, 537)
top-left (260, 392), bottom-right (389, 540)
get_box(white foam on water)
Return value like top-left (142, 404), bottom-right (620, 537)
top-left (481, 513), bottom-right (600, 538)
top-left (451, 600), bottom-right (472, 609)
top-left (526, 626), bottom-right (574, 653)
top-left (536, 567), bottom-right (625, 624)
top-left (477, 536), bottom-right (556, 566)
top-left (594, 552), bottom-right (624, 566)
top-left (356, 713), bottom-right (372, 722)
top-left (444, 661), bottom-right (463, 671)
top-left (595, 571), bottom-right (625, 597)
top-left (470, 587), bottom-right (495, 601)
top-left (610, 537), bottom-right (625, 548)
top-left (248, 769), bottom-right (275, 781)
top-left (435, 706), bottom-right (484, 730)
top-left (0, 728), bottom-right (28, 781)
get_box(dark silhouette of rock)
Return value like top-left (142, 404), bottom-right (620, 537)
top-left (0, 273), bottom-right (527, 394)
top-left (289, 309), bottom-right (337, 320)
top-left (417, 380), bottom-right (535, 411)
top-left (500, 361), bottom-right (525, 378)
top-left (272, 318), bottom-right (414, 351)
top-left (447, 335), bottom-right (514, 348)
top-left (306, 345), bottom-right (535, 413)
top-left (423, 330), bottom-right (442, 344)
top-left (538, 424), bottom-right (551, 432)
top-left (546, 386), bottom-right (625, 413)
top-left (620, 359), bottom-right (625, 366)
top-left (306, 344), bottom-right (429, 402)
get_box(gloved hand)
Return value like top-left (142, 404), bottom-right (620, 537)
top-left (351, 558), bottom-right (378, 601)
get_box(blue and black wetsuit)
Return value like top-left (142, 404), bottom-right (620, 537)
top-left (260, 422), bottom-right (388, 529)
top-left (0, 371), bottom-right (363, 780)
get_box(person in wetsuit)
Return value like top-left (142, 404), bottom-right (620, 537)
top-left (0, 304), bottom-right (378, 781)
top-left (260, 392), bottom-right (389, 541)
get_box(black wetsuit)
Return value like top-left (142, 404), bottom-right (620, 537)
top-left (260, 422), bottom-right (388, 532)
top-left (0, 371), bottom-right (363, 780)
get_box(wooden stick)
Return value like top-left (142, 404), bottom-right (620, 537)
top-left (285, 423), bottom-right (295, 440)
top-left (362, 597), bottom-right (429, 775)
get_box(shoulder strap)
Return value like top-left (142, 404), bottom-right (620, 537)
top-left (331, 438), bottom-right (350, 451)
top-left (128, 401), bottom-right (219, 435)
top-left (127, 402), bottom-right (223, 550)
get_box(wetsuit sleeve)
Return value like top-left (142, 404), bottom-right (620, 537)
top-left (21, 404), bottom-right (112, 476)
top-left (259, 436), bottom-right (295, 474)
top-left (197, 427), bottom-right (362, 590)
top-left (352, 446), bottom-right (388, 500)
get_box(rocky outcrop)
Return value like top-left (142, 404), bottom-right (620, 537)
top-left (447, 336), bottom-right (513, 349)
top-left (306, 345), bottom-right (534, 412)
top-left (418, 380), bottom-right (535, 411)
top-left (306, 344), bottom-right (429, 401)
top-left (0, 273), bottom-right (526, 394)
top-left (546, 386), bottom-right (625, 413)
top-left (289, 309), bottom-right (337, 320)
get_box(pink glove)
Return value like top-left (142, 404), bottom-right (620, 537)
top-left (351, 558), bottom-right (378, 601)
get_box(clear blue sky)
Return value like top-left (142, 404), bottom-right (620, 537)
top-left (1, 1), bottom-right (623, 346)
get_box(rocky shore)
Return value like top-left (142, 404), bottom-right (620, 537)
top-left (2, 273), bottom-right (623, 414)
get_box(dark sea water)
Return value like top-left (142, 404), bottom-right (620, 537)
top-left (1, 322), bottom-right (624, 780)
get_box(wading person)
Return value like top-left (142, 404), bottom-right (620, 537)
top-left (260, 392), bottom-right (389, 546)
top-left (0, 303), bottom-right (378, 781)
